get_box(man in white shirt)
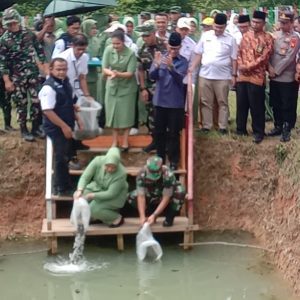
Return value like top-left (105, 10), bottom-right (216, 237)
top-left (176, 17), bottom-right (196, 86)
top-left (191, 13), bottom-right (237, 133)
top-left (54, 33), bottom-right (91, 100)
top-left (52, 15), bottom-right (81, 58)
top-left (155, 13), bottom-right (170, 42)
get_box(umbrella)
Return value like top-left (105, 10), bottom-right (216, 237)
top-left (0, 0), bottom-right (17, 11)
top-left (43, 0), bottom-right (116, 17)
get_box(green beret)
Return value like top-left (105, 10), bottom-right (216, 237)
top-left (170, 6), bottom-right (181, 13)
top-left (136, 23), bottom-right (155, 36)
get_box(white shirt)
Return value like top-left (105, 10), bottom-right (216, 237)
top-left (155, 31), bottom-right (170, 40)
top-left (39, 85), bottom-right (57, 110)
top-left (180, 35), bottom-right (196, 84)
top-left (55, 48), bottom-right (88, 97)
top-left (52, 39), bottom-right (65, 59)
top-left (194, 30), bottom-right (237, 80)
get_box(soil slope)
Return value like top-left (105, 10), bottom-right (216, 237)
top-left (0, 132), bottom-right (300, 295)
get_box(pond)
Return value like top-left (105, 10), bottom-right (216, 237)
top-left (0, 233), bottom-right (297, 300)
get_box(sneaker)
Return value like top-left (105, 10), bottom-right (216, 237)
top-left (69, 158), bottom-right (82, 170)
top-left (52, 187), bottom-right (73, 197)
top-left (253, 135), bottom-right (264, 144)
top-left (129, 128), bottom-right (139, 136)
top-left (4, 125), bottom-right (17, 132)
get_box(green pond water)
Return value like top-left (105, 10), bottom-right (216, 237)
top-left (0, 233), bottom-right (298, 300)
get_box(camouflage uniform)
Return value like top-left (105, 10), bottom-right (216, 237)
top-left (128, 156), bottom-right (185, 225)
top-left (0, 9), bottom-right (45, 136)
top-left (0, 25), bottom-right (12, 131)
top-left (137, 32), bottom-right (167, 134)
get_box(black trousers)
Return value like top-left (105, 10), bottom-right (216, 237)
top-left (50, 133), bottom-right (73, 191)
top-left (236, 82), bottom-right (265, 137)
top-left (0, 79), bottom-right (12, 127)
top-left (269, 80), bottom-right (299, 129)
top-left (154, 106), bottom-right (184, 164)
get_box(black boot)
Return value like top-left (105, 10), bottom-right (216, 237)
top-left (20, 124), bottom-right (35, 142)
top-left (143, 135), bottom-right (156, 153)
top-left (4, 115), bottom-right (16, 131)
top-left (280, 122), bottom-right (291, 142)
top-left (31, 120), bottom-right (45, 139)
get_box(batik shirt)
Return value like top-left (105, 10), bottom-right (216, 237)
top-left (237, 30), bottom-right (273, 86)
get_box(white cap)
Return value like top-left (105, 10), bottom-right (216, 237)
top-left (104, 22), bottom-right (127, 33)
top-left (177, 17), bottom-right (191, 30)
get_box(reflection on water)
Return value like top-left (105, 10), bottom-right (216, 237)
top-left (0, 235), bottom-right (298, 300)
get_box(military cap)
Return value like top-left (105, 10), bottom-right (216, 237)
top-left (170, 6), bottom-right (181, 13)
top-left (2, 8), bottom-right (21, 26)
top-left (136, 23), bottom-right (156, 36)
top-left (140, 11), bottom-right (151, 18)
top-left (201, 17), bottom-right (214, 26)
top-left (146, 156), bottom-right (163, 180)
top-left (279, 11), bottom-right (294, 22)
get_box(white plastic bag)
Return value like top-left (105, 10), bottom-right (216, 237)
top-left (70, 197), bottom-right (91, 232)
top-left (73, 96), bottom-right (102, 140)
top-left (136, 222), bottom-right (163, 261)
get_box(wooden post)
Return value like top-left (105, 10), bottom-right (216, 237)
top-left (117, 234), bottom-right (124, 251)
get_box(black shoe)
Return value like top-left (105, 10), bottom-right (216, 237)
top-left (143, 141), bottom-right (156, 153)
top-left (120, 146), bottom-right (129, 153)
top-left (74, 140), bottom-right (90, 150)
top-left (218, 128), bottom-right (228, 135)
top-left (199, 128), bottom-right (210, 134)
top-left (163, 216), bottom-right (175, 227)
top-left (235, 130), bottom-right (248, 136)
top-left (170, 162), bottom-right (178, 171)
top-left (280, 122), bottom-right (291, 142)
top-left (266, 127), bottom-right (282, 137)
top-left (108, 216), bottom-right (124, 228)
top-left (4, 125), bottom-right (17, 132)
top-left (253, 135), bottom-right (264, 144)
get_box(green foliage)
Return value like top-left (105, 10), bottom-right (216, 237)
top-left (14, 0), bottom-right (48, 16)
top-left (275, 144), bottom-right (288, 166)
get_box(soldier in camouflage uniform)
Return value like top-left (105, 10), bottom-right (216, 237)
top-left (136, 23), bottom-right (167, 152)
top-left (0, 15), bottom-right (14, 133)
top-left (168, 6), bottom-right (182, 33)
top-left (128, 156), bottom-right (185, 227)
top-left (0, 8), bottom-right (48, 141)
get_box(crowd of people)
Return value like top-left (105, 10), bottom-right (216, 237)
top-left (1, 5), bottom-right (300, 227)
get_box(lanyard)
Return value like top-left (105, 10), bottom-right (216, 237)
top-left (73, 60), bottom-right (79, 77)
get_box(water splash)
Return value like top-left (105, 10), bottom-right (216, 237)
top-left (69, 224), bottom-right (86, 264)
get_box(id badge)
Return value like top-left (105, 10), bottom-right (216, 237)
top-left (74, 79), bottom-right (80, 89)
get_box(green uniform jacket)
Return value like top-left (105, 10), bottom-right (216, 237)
top-left (77, 147), bottom-right (128, 224)
top-left (102, 44), bottom-right (138, 128)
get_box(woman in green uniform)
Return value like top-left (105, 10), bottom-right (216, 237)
top-left (81, 19), bottom-right (101, 101)
top-left (102, 29), bottom-right (138, 150)
top-left (74, 147), bottom-right (128, 227)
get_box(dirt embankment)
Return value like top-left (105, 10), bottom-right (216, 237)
top-left (1, 133), bottom-right (300, 294)
top-left (0, 133), bottom-right (45, 238)
top-left (194, 136), bottom-right (300, 295)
